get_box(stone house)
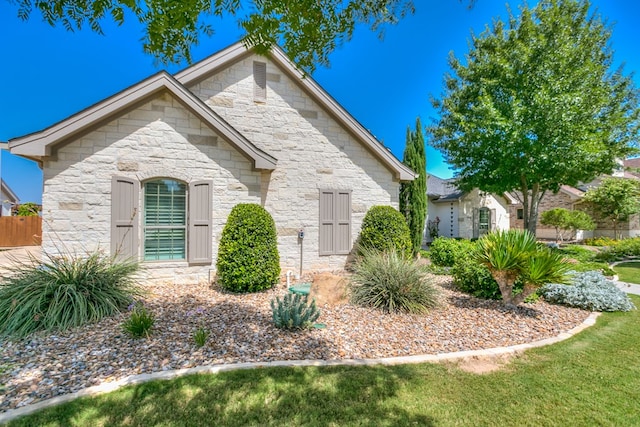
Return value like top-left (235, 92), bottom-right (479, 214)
top-left (8, 42), bottom-right (415, 283)
top-left (426, 175), bottom-right (514, 242)
top-left (510, 174), bottom-right (640, 240)
top-left (0, 178), bottom-right (19, 217)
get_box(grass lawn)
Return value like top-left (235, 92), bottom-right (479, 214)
top-left (614, 262), bottom-right (640, 284)
top-left (6, 296), bottom-right (640, 427)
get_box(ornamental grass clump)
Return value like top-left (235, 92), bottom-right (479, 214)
top-left (270, 293), bottom-right (320, 330)
top-left (349, 247), bottom-right (439, 314)
top-left (0, 251), bottom-right (140, 338)
top-left (541, 271), bottom-right (635, 312)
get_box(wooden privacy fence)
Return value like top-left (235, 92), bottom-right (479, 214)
top-left (0, 216), bottom-right (42, 247)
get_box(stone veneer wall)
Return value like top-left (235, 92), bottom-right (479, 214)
top-left (510, 191), bottom-right (579, 240)
top-left (187, 54), bottom-right (399, 273)
top-left (42, 92), bottom-right (261, 283)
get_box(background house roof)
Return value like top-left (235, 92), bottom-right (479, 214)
top-left (1, 178), bottom-right (19, 203)
top-left (427, 174), bottom-right (464, 202)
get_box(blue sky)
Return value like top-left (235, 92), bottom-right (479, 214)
top-left (1, 0), bottom-right (638, 204)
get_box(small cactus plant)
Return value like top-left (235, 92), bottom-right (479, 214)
top-left (270, 293), bottom-right (320, 330)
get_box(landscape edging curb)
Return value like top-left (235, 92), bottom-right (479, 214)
top-left (0, 312), bottom-right (601, 424)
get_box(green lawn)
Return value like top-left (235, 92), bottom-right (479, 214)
top-left (614, 261), bottom-right (640, 284)
top-left (6, 296), bottom-right (640, 427)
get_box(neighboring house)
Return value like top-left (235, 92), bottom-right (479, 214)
top-left (426, 175), bottom-right (513, 242)
top-left (511, 171), bottom-right (640, 240)
top-left (8, 42), bottom-right (415, 283)
top-left (1, 178), bottom-right (19, 216)
top-left (624, 157), bottom-right (640, 178)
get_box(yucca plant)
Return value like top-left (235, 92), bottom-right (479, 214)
top-left (0, 250), bottom-right (141, 338)
top-left (349, 247), bottom-right (440, 314)
top-left (475, 230), bottom-right (569, 306)
top-left (270, 293), bottom-right (320, 330)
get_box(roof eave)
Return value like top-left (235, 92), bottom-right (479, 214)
top-left (9, 71), bottom-right (276, 171)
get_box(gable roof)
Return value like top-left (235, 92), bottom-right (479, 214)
top-left (1, 178), bottom-right (19, 204)
top-left (9, 72), bottom-right (277, 170)
top-left (175, 42), bottom-right (416, 181)
top-left (427, 174), bottom-right (463, 201)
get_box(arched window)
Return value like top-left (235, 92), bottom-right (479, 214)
top-left (143, 179), bottom-right (187, 260)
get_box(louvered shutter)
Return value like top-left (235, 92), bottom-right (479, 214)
top-left (111, 176), bottom-right (139, 260)
top-left (490, 208), bottom-right (497, 231)
top-left (319, 189), bottom-right (352, 255)
top-left (335, 190), bottom-right (352, 254)
top-left (253, 61), bottom-right (267, 102)
top-left (319, 190), bottom-right (335, 255)
top-left (472, 207), bottom-right (479, 239)
top-left (188, 180), bottom-right (213, 264)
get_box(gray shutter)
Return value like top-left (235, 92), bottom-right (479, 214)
top-left (472, 207), bottom-right (479, 239)
top-left (319, 190), bottom-right (335, 255)
top-left (111, 176), bottom-right (139, 260)
top-left (490, 208), bottom-right (497, 231)
top-left (335, 190), bottom-right (352, 254)
top-left (253, 61), bottom-right (267, 101)
top-left (188, 180), bottom-right (213, 264)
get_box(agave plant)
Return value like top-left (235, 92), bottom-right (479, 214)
top-left (475, 230), bottom-right (568, 306)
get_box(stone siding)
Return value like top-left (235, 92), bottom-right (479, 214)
top-left (187, 54), bottom-right (398, 273)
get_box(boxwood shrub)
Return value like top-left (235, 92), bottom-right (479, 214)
top-left (429, 237), bottom-right (476, 267)
top-left (216, 203), bottom-right (280, 293)
top-left (358, 205), bottom-right (412, 258)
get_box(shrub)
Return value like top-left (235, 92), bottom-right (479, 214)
top-left (0, 251), bottom-right (140, 338)
top-left (349, 247), bottom-right (439, 314)
top-left (358, 206), bottom-right (412, 258)
top-left (595, 237), bottom-right (640, 262)
top-left (541, 271), bottom-right (635, 312)
top-left (429, 237), bottom-right (475, 267)
top-left (554, 245), bottom-right (596, 263)
top-left (584, 237), bottom-right (617, 247)
top-left (451, 257), bottom-right (502, 299)
top-left (122, 302), bottom-right (155, 338)
top-left (271, 293), bottom-right (320, 330)
top-left (217, 203), bottom-right (280, 293)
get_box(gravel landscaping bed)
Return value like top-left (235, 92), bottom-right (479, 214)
top-left (0, 275), bottom-right (590, 412)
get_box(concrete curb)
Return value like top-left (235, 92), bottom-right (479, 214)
top-left (0, 312), bottom-right (601, 424)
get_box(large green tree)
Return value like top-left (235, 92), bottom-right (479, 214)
top-left (429, 0), bottom-right (639, 235)
top-left (8, 0), bottom-right (419, 71)
top-left (582, 177), bottom-right (640, 239)
top-left (399, 118), bottom-right (427, 256)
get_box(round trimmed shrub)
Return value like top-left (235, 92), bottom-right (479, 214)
top-left (216, 203), bottom-right (280, 293)
top-left (358, 205), bottom-right (412, 258)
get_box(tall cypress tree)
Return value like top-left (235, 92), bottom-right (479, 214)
top-left (400, 118), bottom-right (427, 256)
top-left (399, 127), bottom-right (414, 222)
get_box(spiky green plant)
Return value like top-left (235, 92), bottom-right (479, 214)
top-left (349, 247), bottom-right (440, 314)
top-left (475, 230), bottom-right (569, 306)
top-left (0, 251), bottom-right (140, 338)
top-left (122, 303), bottom-right (155, 338)
top-left (270, 293), bottom-right (320, 330)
